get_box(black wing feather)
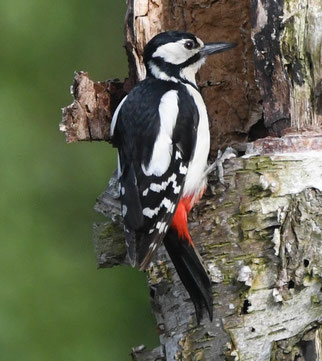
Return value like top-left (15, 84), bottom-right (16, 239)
top-left (136, 144), bottom-right (186, 269)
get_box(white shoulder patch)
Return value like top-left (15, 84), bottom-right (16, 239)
top-left (110, 96), bottom-right (128, 137)
top-left (142, 90), bottom-right (179, 176)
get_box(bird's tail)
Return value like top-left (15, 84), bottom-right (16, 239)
top-left (163, 227), bottom-right (213, 323)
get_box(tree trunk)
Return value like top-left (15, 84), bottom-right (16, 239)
top-left (60, 0), bottom-right (322, 360)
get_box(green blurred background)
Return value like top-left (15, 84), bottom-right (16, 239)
top-left (0, 0), bottom-right (158, 360)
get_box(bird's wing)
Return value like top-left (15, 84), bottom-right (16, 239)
top-left (112, 79), bottom-right (199, 268)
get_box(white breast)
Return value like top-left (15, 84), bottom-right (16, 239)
top-left (183, 84), bottom-right (210, 198)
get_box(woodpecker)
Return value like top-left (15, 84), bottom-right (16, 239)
top-left (111, 31), bottom-right (235, 322)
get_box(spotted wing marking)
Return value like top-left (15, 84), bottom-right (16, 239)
top-left (139, 148), bottom-right (186, 270)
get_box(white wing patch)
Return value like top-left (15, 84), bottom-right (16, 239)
top-left (150, 182), bottom-right (168, 193)
top-left (179, 163), bottom-right (188, 175)
top-left (175, 151), bottom-right (182, 159)
top-left (110, 96), bottom-right (128, 137)
top-left (156, 221), bottom-right (167, 234)
top-left (142, 207), bottom-right (157, 218)
top-left (141, 172), bottom-right (182, 197)
top-left (142, 197), bottom-right (174, 219)
top-left (141, 90), bottom-right (179, 176)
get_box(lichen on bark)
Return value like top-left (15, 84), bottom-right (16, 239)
top-left (280, 0), bottom-right (322, 128)
top-left (93, 151), bottom-right (322, 361)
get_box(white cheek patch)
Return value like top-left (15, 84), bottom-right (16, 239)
top-left (152, 40), bottom-right (198, 65)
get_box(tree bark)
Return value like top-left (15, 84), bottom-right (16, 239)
top-left (94, 140), bottom-right (322, 361)
top-left (60, 0), bottom-right (322, 360)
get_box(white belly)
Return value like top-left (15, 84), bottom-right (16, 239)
top-left (183, 84), bottom-right (210, 198)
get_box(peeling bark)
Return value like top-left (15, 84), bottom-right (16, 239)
top-left (251, 0), bottom-right (291, 134)
top-left (251, 0), bottom-right (322, 134)
top-left (94, 146), bottom-right (322, 361)
top-left (60, 72), bottom-right (128, 143)
top-left (281, 0), bottom-right (322, 128)
top-left (61, 0), bottom-right (322, 360)
top-left (131, 345), bottom-right (165, 361)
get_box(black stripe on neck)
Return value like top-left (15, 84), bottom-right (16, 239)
top-left (147, 58), bottom-right (199, 90)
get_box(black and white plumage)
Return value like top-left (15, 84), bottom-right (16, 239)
top-left (111, 31), bottom-right (235, 322)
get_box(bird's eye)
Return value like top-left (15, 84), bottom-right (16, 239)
top-left (184, 41), bottom-right (194, 50)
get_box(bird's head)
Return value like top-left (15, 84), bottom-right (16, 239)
top-left (143, 31), bottom-right (236, 86)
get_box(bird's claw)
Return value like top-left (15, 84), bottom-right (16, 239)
top-left (205, 146), bottom-right (237, 185)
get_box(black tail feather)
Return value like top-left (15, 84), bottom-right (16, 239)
top-left (163, 228), bottom-right (213, 323)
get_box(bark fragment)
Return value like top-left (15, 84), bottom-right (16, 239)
top-left (280, 0), bottom-right (322, 128)
top-left (251, 0), bottom-right (291, 134)
top-left (246, 128), bottom-right (322, 154)
top-left (131, 345), bottom-right (165, 361)
top-left (251, 0), bottom-right (322, 134)
top-left (60, 72), bottom-right (127, 143)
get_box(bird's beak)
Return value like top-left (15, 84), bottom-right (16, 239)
top-left (200, 42), bottom-right (236, 57)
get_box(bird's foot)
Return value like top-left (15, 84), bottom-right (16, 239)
top-left (205, 146), bottom-right (237, 185)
